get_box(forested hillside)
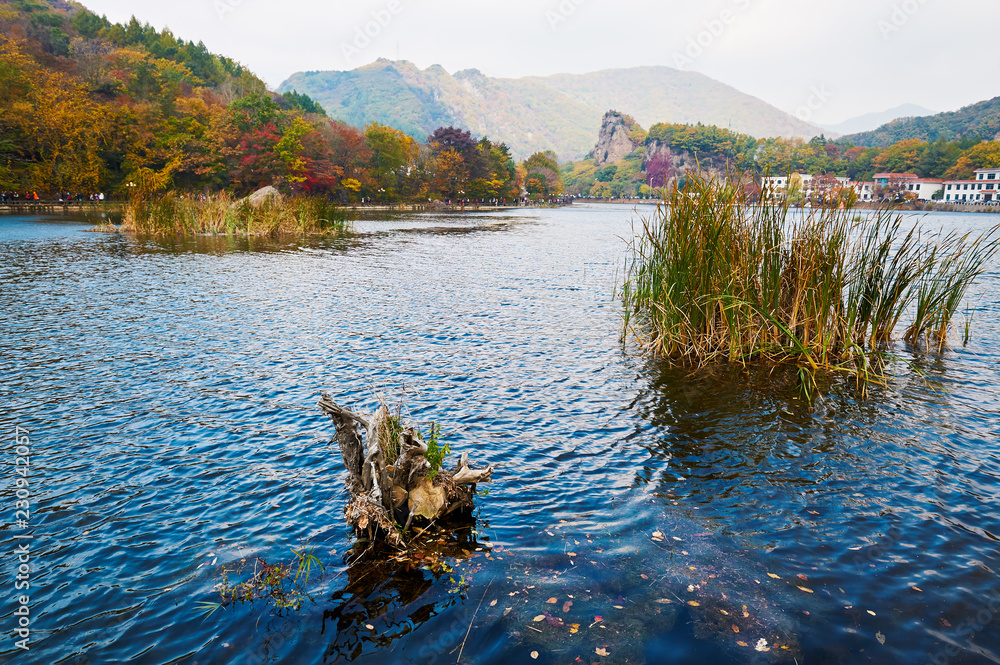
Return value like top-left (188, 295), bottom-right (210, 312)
top-left (844, 97), bottom-right (1000, 147)
top-left (279, 61), bottom-right (825, 161)
top-left (0, 1), bottom-right (544, 202)
top-left (562, 118), bottom-right (1000, 199)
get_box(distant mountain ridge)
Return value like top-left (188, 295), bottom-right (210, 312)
top-left (843, 97), bottom-right (1000, 147)
top-left (278, 60), bottom-right (825, 161)
top-left (821, 104), bottom-right (936, 136)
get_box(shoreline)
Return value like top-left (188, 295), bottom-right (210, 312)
top-left (570, 198), bottom-right (1000, 214)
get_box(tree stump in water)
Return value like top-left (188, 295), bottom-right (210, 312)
top-left (319, 393), bottom-right (494, 548)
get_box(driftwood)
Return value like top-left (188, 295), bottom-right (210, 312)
top-left (319, 393), bottom-right (494, 548)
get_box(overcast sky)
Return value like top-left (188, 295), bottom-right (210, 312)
top-left (79, 0), bottom-right (995, 127)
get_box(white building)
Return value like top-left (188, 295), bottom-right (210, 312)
top-left (906, 179), bottom-right (944, 201)
top-left (943, 169), bottom-right (1000, 203)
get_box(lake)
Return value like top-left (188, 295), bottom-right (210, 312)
top-left (1, 204), bottom-right (999, 664)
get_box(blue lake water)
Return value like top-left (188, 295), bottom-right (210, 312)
top-left (1, 205), bottom-right (999, 664)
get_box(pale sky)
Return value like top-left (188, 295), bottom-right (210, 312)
top-left (79, 0), bottom-right (995, 126)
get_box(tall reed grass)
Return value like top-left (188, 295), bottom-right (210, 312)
top-left (621, 172), bottom-right (999, 393)
top-left (118, 193), bottom-right (350, 237)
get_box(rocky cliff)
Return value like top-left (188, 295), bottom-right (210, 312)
top-left (588, 112), bottom-right (644, 167)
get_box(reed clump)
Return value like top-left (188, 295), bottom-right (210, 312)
top-left (119, 192), bottom-right (350, 237)
top-left (621, 172), bottom-right (1000, 392)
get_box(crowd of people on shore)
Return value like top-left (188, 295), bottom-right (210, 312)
top-left (1, 191), bottom-right (106, 205)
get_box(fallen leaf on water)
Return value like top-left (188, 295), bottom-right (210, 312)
top-left (797, 574), bottom-right (809, 581)
top-left (942, 619), bottom-right (952, 627)
top-left (546, 597), bottom-right (558, 604)
top-left (797, 586), bottom-right (814, 594)
top-left (490, 599), bottom-right (498, 607)
top-left (563, 600), bottom-right (573, 613)
top-left (732, 625), bottom-right (740, 633)
top-left (568, 552), bottom-right (577, 557)
top-left (687, 601), bottom-right (700, 607)
top-left (641, 574), bottom-right (648, 580)
top-left (533, 615), bottom-right (545, 622)
top-left (755, 639), bottom-right (770, 652)
top-left (868, 610), bottom-right (877, 616)
top-left (596, 647), bottom-right (609, 656)
top-left (808, 510), bottom-right (820, 515)
top-left (767, 573), bottom-right (781, 579)
top-left (912, 587), bottom-right (923, 592)
top-left (742, 605), bottom-right (749, 618)
top-left (654, 598), bottom-right (673, 604)
top-left (673, 537), bottom-right (683, 541)
top-left (876, 631), bottom-right (886, 645)
top-left (544, 612), bottom-right (565, 627)
top-left (569, 623), bottom-right (580, 634)
top-left (365, 624), bottom-right (374, 630)
top-left (720, 609), bottom-right (730, 616)
top-left (503, 607), bottom-right (512, 616)
top-left (737, 641), bottom-right (749, 647)
top-left (594, 615), bottom-right (603, 622)
top-left (530, 651), bottom-right (539, 659)
top-left (687, 584), bottom-right (696, 592)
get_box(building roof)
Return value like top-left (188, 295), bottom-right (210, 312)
top-left (873, 173), bottom-right (919, 180)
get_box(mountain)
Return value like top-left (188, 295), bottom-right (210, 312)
top-left (821, 104), bottom-right (936, 136)
top-left (843, 97), bottom-right (1000, 147)
top-left (278, 60), bottom-right (825, 161)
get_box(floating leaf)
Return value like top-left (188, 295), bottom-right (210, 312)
top-left (720, 609), bottom-right (730, 616)
top-left (767, 573), bottom-right (780, 579)
top-left (641, 574), bottom-right (648, 580)
top-left (652, 531), bottom-right (664, 539)
top-left (530, 651), bottom-right (539, 659)
top-left (737, 641), bottom-right (749, 647)
top-left (563, 600), bottom-right (573, 613)
top-left (596, 647), bottom-right (609, 656)
top-left (868, 610), bottom-right (877, 616)
top-left (687, 601), bottom-right (700, 607)
top-left (533, 615), bottom-right (545, 622)
top-left (732, 625), bottom-right (740, 633)
top-left (365, 624), bottom-right (374, 630)
top-left (569, 623), bottom-right (580, 634)
top-left (546, 597), bottom-right (558, 604)
top-left (568, 552), bottom-right (577, 557)
top-left (797, 586), bottom-right (814, 593)
top-left (755, 639), bottom-right (770, 652)
top-left (797, 574), bottom-right (808, 581)
top-left (594, 615), bottom-right (603, 622)
top-left (912, 586), bottom-right (922, 592)
top-left (503, 607), bottom-right (512, 616)
top-left (876, 631), bottom-right (886, 645)
top-left (490, 599), bottom-right (498, 607)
